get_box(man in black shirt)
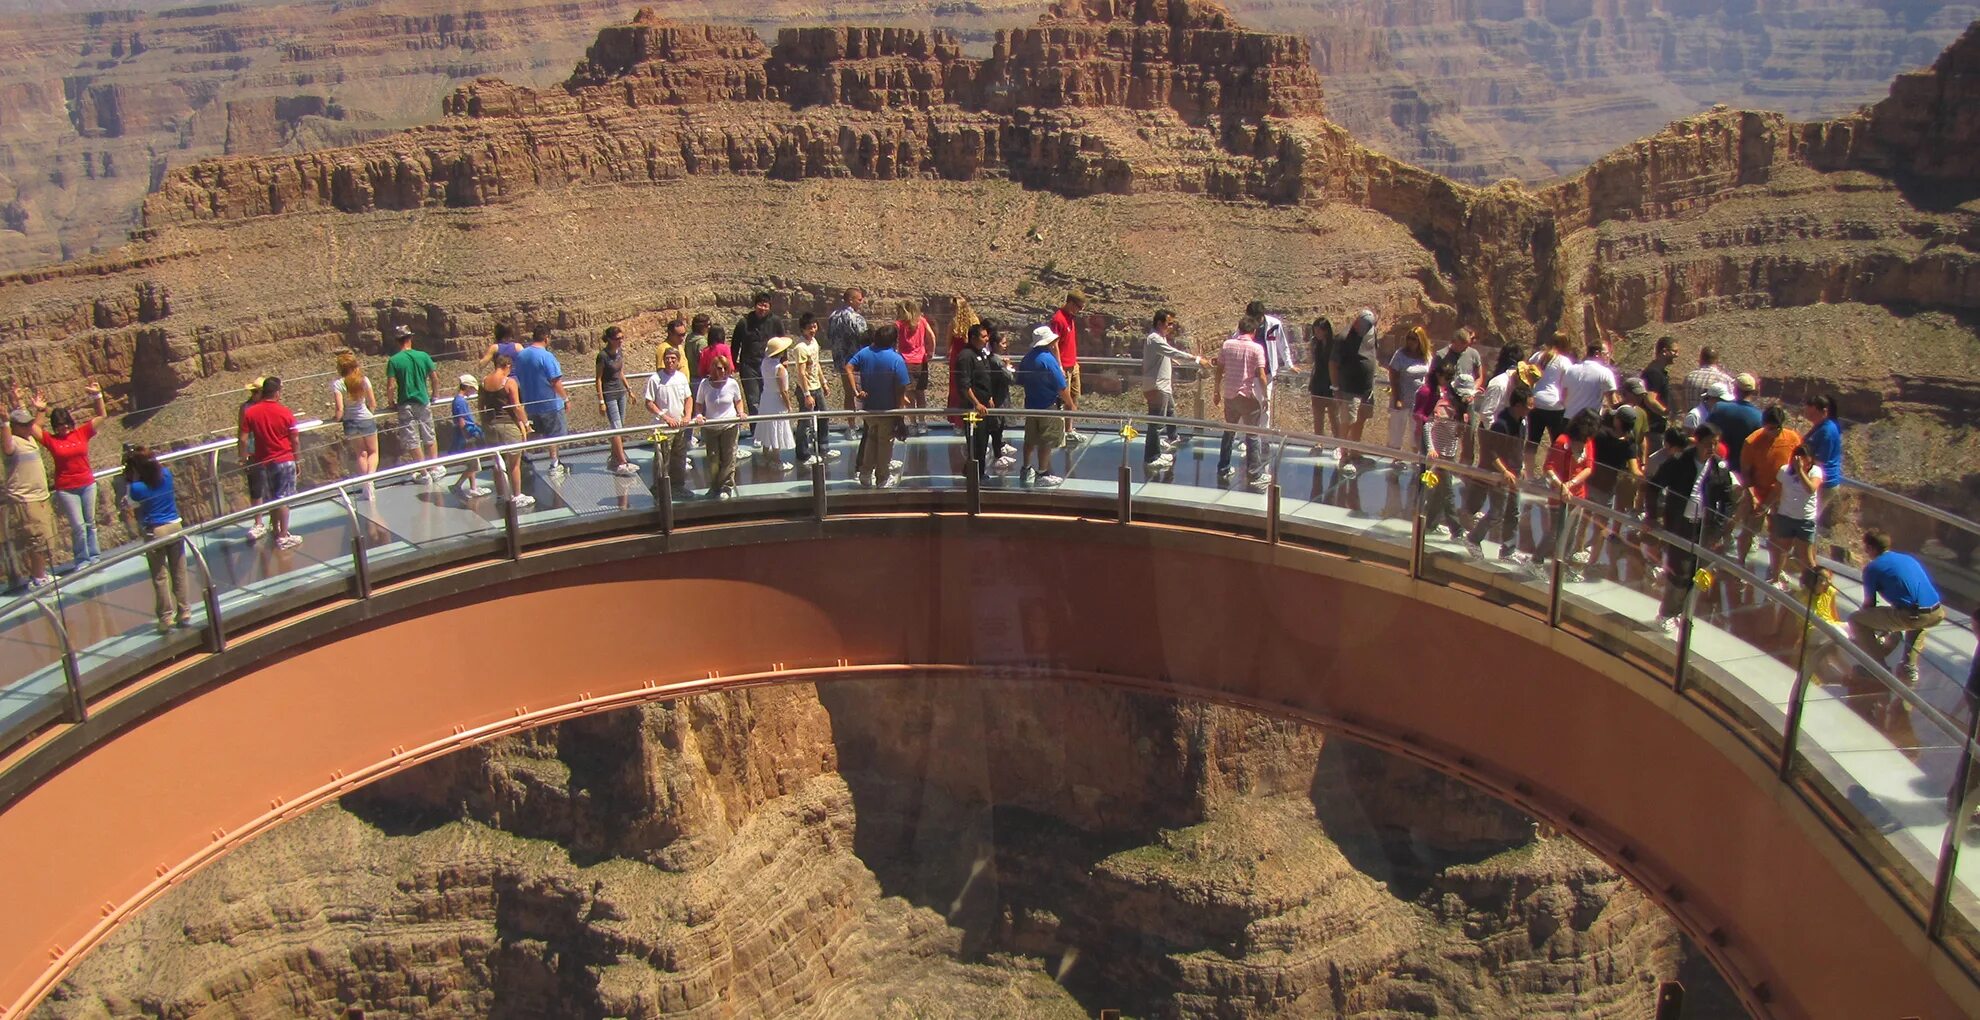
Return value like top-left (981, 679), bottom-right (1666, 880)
top-left (1639, 335), bottom-right (1677, 435)
top-left (732, 291), bottom-right (786, 418)
top-left (955, 323), bottom-right (999, 480)
top-left (1649, 423), bottom-right (1736, 632)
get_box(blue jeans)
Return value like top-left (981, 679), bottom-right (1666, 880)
top-left (1216, 395), bottom-right (1264, 484)
top-left (53, 484), bottom-right (98, 563)
top-left (1144, 391), bottom-right (1177, 463)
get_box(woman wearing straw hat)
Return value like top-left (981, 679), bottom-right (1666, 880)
top-left (754, 335), bottom-right (797, 473)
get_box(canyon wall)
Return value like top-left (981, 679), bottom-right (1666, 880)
top-left (35, 679), bottom-right (1727, 1019)
top-left (0, 4), bottom-right (1973, 496)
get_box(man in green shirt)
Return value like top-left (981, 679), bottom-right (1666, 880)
top-left (383, 325), bottom-right (441, 480)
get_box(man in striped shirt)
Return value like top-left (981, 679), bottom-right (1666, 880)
top-left (1214, 316), bottom-right (1271, 492)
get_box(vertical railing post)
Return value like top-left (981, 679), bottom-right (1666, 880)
top-left (1930, 709), bottom-right (1980, 940)
top-left (1777, 604), bottom-right (1819, 780)
top-left (965, 417), bottom-right (982, 517)
top-left (1116, 423), bottom-right (1132, 524)
top-left (1266, 483), bottom-right (1281, 545)
top-left (496, 455), bottom-right (522, 560)
top-left (184, 535), bottom-right (225, 653)
top-left (1672, 560), bottom-right (1700, 695)
top-left (32, 595), bottom-right (85, 723)
top-left (207, 446), bottom-right (224, 520)
top-left (1547, 502), bottom-right (1570, 628)
top-left (812, 451), bottom-right (828, 521)
top-left (653, 431), bottom-right (675, 537)
top-left (334, 487), bottom-right (369, 600)
top-left (1409, 456), bottom-right (1429, 580)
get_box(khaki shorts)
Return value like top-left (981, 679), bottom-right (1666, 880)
top-left (9, 498), bottom-right (54, 555)
top-left (1025, 415), bottom-right (1065, 451)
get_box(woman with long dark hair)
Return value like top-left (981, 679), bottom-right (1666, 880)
top-left (39, 381), bottom-right (108, 569)
top-left (121, 444), bottom-right (192, 633)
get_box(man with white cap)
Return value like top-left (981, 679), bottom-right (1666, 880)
top-left (1017, 324), bottom-right (1074, 487)
top-left (1682, 380), bottom-right (1730, 433)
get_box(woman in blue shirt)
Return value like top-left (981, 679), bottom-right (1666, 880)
top-left (121, 444), bottom-right (192, 633)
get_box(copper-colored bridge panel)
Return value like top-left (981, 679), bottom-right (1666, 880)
top-left (0, 517), bottom-right (1966, 1019)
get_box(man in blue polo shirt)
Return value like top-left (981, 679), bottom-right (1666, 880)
top-left (1850, 528), bottom-right (1944, 685)
top-left (512, 325), bottom-right (570, 478)
top-left (844, 323), bottom-right (909, 488)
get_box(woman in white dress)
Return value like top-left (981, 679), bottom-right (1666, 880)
top-left (754, 336), bottom-right (797, 472)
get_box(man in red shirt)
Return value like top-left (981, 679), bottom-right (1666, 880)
top-left (237, 376), bottom-right (304, 550)
top-left (1050, 291), bottom-right (1085, 446)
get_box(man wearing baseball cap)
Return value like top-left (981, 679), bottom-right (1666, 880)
top-left (1018, 325), bottom-right (1074, 487)
top-left (384, 324), bottom-right (442, 481)
top-left (2, 390), bottom-right (54, 588)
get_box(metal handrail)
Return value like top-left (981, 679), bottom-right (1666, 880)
top-left (5, 403), bottom-right (1980, 976)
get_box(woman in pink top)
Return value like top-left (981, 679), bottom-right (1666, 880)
top-left (38, 381), bottom-right (108, 568)
top-left (894, 298), bottom-right (932, 433)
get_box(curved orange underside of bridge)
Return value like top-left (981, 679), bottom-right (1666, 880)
top-left (0, 517), bottom-right (1965, 1018)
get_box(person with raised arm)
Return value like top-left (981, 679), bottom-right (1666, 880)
top-left (38, 380), bottom-right (108, 570)
top-left (3, 384), bottom-right (55, 587)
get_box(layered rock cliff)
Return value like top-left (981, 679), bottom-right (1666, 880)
top-left (0, 3), bottom-right (1974, 498)
top-left (34, 679), bottom-right (1735, 1019)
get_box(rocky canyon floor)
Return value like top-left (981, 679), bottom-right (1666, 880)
top-left (33, 679), bottom-right (1750, 1019)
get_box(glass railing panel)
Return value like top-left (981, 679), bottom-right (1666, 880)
top-left (1812, 487), bottom-right (1975, 716)
top-left (49, 546), bottom-right (207, 700)
top-left (1127, 413), bottom-right (1269, 525)
top-left (1677, 554), bottom-right (1818, 757)
top-left (185, 485), bottom-right (355, 627)
top-left (0, 599), bottom-right (72, 744)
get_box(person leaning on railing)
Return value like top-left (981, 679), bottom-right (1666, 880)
top-left (3, 386), bottom-right (56, 588)
top-left (1849, 528), bottom-right (1945, 687)
top-left (119, 443), bottom-right (192, 634)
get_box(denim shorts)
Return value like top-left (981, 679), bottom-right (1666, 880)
top-left (528, 409), bottom-right (567, 440)
top-left (603, 394), bottom-right (626, 429)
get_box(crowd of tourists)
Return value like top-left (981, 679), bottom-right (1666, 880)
top-left (0, 290), bottom-right (1960, 695)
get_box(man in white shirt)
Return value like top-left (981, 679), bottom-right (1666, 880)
top-left (1245, 301), bottom-right (1296, 425)
top-left (1561, 341), bottom-right (1619, 419)
top-left (1140, 310), bottom-right (1202, 471)
top-left (643, 345), bottom-right (697, 498)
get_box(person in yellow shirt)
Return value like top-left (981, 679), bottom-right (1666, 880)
top-left (788, 313), bottom-right (839, 467)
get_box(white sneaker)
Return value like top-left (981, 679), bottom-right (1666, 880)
top-left (1660, 616), bottom-right (1682, 638)
top-left (1507, 551), bottom-right (1537, 571)
top-left (1148, 454), bottom-right (1174, 470)
top-left (549, 463), bottom-right (570, 478)
top-left (1247, 478), bottom-right (1270, 493)
top-left (1160, 437), bottom-right (1179, 454)
top-left (882, 474), bottom-right (902, 488)
top-left (1339, 462), bottom-right (1359, 481)
top-left (511, 494), bottom-right (537, 510)
top-left (1036, 473), bottom-right (1064, 487)
top-left (461, 483), bottom-right (491, 498)
top-left (993, 455), bottom-right (1017, 471)
top-left (1570, 550), bottom-right (1591, 566)
top-left (1065, 432), bottom-right (1086, 446)
top-left (802, 455), bottom-right (823, 468)
top-left (248, 522), bottom-right (268, 540)
top-left (275, 534), bottom-right (303, 550)
top-left (1000, 444), bottom-right (1017, 458)
top-left (613, 462), bottom-right (640, 476)
top-left (26, 575), bottom-right (54, 590)
top-left (888, 459), bottom-right (904, 473)
top-left (1022, 467), bottom-right (1037, 487)
top-left (717, 488), bottom-right (734, 500)
top-left (826, 449), bottom-right (843, 461)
